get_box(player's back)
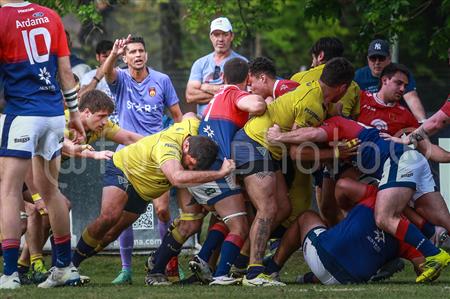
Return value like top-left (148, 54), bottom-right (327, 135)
top-left (200, 85), bottom-right (250, 161)
top-left (317, 191), bottom-right (400, 282)
top-left (0, 2), bottom-right (70, 117)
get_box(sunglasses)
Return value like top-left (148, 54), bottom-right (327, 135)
top-left (368, 55), bottom-right (387, 62)
top-left (213, 65), bottom-right (221, 80)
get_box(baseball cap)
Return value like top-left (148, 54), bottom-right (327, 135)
top-left (368, 39), bottom-right (390, 57)
top-left (210, 17), bottom-right (232, 34)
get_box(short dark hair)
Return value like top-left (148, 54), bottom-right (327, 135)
top-left (96, 40), bottom-right (113, 54)
top-left (248, 56), bottom-right (276, 79)
top-left (310, 37), bottom-right (344, 62)
top-left (126, 36), bottom-right (146, 52)
top-left (187, 136), bottom-right (218, 170)
top-left (223, 58), bottom-right (249, 85)
top-left (380, 63), bottom-right (410, 80)
top-left (79, 90), bottom-right (115, 114)
top-left (320, 57), bottom-right (354, 87)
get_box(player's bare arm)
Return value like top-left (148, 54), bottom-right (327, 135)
top-left (160, 158), bottom-right (235, 187)
top-left (168, 104), bottom-right (183, 122)
top-left (236, 94), bottom-right (267, 116)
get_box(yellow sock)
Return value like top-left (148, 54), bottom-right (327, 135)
top-left (30, 253), bottom-right (44, 265)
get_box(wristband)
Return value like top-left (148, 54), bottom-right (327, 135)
top-left (63, 87), bottom-right (79, 112)
top-left (32, 193), bottom-right (42, 202)
top-left (93, 76), bottom-right (100, 83)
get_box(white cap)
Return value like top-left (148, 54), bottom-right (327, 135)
top-left (210, 17), bottom-right (233, 34)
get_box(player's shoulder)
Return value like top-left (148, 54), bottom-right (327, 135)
top-left (193, 52), bottom-right (214, 66)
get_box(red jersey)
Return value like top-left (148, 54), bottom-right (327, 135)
top-left (0, 2), bottom-right (70, 116)
top-left (273, 79), bottom-right (299, 98)
top-left (439, 95), bottom-right (450, 117)
top-left (357, 91), bottom-right (419, 136)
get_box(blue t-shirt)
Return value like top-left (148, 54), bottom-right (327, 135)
top-left (189, 51), bottom-right (247, 116)
top-left (354, 66), bottom-right (416, 94)
top-left (108, 67), bottom-right (179, 141)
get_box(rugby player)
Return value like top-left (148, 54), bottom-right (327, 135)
top-left (0, 0), bottom-right (85, 289)
top-left (232, 57), bottom-right (355, 286)
top-left (71, 114), bottom-right (235, 280)
top-left (267, 116), bottom-right (450, 282)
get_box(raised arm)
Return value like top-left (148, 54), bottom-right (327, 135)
top-left (110, 128), bottom-right (143, 145)
top-left (103, 35), bottom-right (131, 84)
top-left (403, 91), bottom-right (426, 122)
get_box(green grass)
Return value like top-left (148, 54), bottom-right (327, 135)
top-left (1, 252), bottom-right (450, 298)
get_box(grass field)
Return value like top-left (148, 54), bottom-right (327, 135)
top-left (1, 252), bottom-right (450, 298)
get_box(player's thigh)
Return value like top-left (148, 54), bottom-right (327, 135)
top-left (32, 155), bottom-right (62, 195)
top-left (100, 186), bottom-right (128, 220)
top-left (298, 210), bottom-right (326, 244)
top-left (244, 171), bottom-right (276, 212)
top-left (103, 211), bottom-right (140, 243)
top-left (415, 192), bottom-right (450, 221)
top-left (0, 156), bottom-right (30, 195)
top-left (177, 187), bottom-right (202, 214)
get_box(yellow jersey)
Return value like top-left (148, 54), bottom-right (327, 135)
top-left (64, 110), bottom-right (121, 145)
top-left (244, 80), bottom-right (326, 160)
top-left (291, 64), bottom-right (360, 118)
top-left (113, 117), bottom-right (200, 201)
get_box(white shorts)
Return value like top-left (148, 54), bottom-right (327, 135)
top-left (0, 114), bottom-right (65, 160)
top-left (379, 150), bottom-right (436, 202)
top-left (303, 227), bottom-right (340, 285)
top-left (188, 174), bottom-right (240, 206)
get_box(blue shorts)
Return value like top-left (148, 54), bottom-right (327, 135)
top-left (188, 160), bottom-right (241, 206)
top-left (231, 129), bottom-right (280, 177)
top-left (103, 159), bottom-right (149, 214)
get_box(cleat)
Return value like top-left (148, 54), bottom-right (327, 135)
top-left (243, 273), bottom-right (285, 286)
top-left (80, 274), bottom-right (91, 285)
top-left (112, 269), bottom-right (132, 285)
top-left (144, 252), bottom-right (156, 273)
top-left (209, 275), bottom-right (242, 286)
top-left (369, 258), bottom-right (405, 282)
top-left (38, 263), bottom-right (81, 288)
top-left (29, 260), bottom-right (49, 284)
top-left (432, 226), bottom-right (448, 247)
top-left (416, 249), bottom-right (450, 283)
top-left (145, 273), bottom-right (171, 286)
top-left (189, 255), bottom-right (213, 284)
top-left (0, 272), bottom-right (21, 289)
top-left (269, 271), bottom-right (281, 282)
top-left (230, 265), bottom-right (247, 279)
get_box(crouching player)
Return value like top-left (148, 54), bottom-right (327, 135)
top-left (71, 114), bottom-right (235, 281)
top-left (265, 178), bottom-right (431, 284)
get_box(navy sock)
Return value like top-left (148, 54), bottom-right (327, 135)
top-left (54, 235), bottom-right (72, 268)
top-left (234, 253), bottom-right (249, 269)
top-left (2, 239), bottom-right (20, 275)
top-left (270, 225), bottom-right (287, 239)
top-left (151, 230), bottom-right (183, 274)
top-left (421, 221), bottom-right (436, 239)
top-left (214, 234), bottom-right (243, 277)
top-left (198, 223), bottom-right (228, 262)
top-left (246, 265), bottom-right (265, 279)
top-left (396, 218), bottom-right (439, 257)
top-left (50, 234), bottom-right (57, 267)
top-left (265, 258), bottom-right (281, 275)
top-left (72, 232), bottom-right (97, 267)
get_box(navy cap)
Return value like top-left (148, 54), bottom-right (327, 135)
top-left (368, 39), bottom-right (390, 57)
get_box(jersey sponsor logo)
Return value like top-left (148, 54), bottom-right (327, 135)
top-left (126, 100), bottom-right (158, 113)
top-left (32, 12), bottom-right (45, 18)
top-left (203, 187), bottom-right (217, 196)
top-left (16, 17), bottom-right (50, 28)
top-left (18, 7), bottom-right (35, 13)
top-left (149, 87), bottom-right (156, 97)
top-left (374, 229), bottom-right (385, 243)
top-left (362, 104), bottom-right (376, 112)
top-left (304, 107), bottom-right (321, 123)
top-left (370, 119), bottom-right (388, 131)
top-left (38, 67), bottom-right (51, 85)
top-left (164, 143), bottom-right (178, 149)
top-left (400, 172), bottom-right (413, 178)
top-left (14, 136), bottom-right (30, 143)
top-left (203, 125), bottom-right (215, 138)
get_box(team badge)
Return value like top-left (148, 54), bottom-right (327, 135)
top-left (149, 87), bottom-right (156, 97)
